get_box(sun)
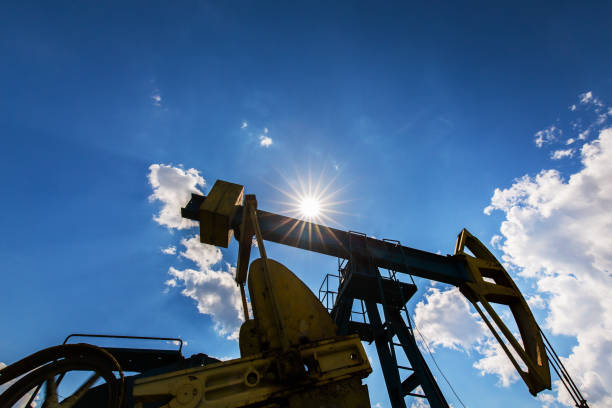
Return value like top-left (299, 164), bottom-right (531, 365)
top-left (268, 168), bottom-right (349, 227)
top-left (299, 196), bottom-right (321, 219)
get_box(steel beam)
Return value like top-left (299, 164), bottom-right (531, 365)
top-left (182, 193), bottom-right (468, 286)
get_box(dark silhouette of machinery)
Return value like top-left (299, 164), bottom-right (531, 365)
top-left (0, 180), bottom-right (589, 408)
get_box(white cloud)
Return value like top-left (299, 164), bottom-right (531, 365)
top-left (413, 287), bottom-right (521, 388)
top-left (148, 164), bottom-right (245, 341)
top-left (534, 126), bottom-right (561, 148)
top-left (579, 91), bottom-right (603, 108)
top-left (161, 245), bottom-right (176, 255)
top-left (569, 104), bottom-right (577, 112)
top-left (472, 337), bottom-right (520, 387)
top-left (538, 392), bottom-right (559, 408)
top-left (526, 294), bottom-right (546, 310)
top-left (485, 127), bottom-right (612, 407)
top-left (580, 91), bottom-right (593, 104)
top-left (490, 234), bottom-right (503, 249)
top-left (241, 121), bottom-right (248, 129)
top-left (151, 90), bottom-right (162, 107)
top-left (259, 135), bottom-right (273, 147)
top-left (148, 164), bottom-right (206, 230)
top-left (179, 235), bottom-right (222, 268)
top-left (166, 235), bottom-right (244, 340)
top-left (414, 288), bottom-right (486, 352)
top-left (578, 129), bottom-right (590, 140)
top-left (408, 397), bottom-right (430, 408)
top-left (264, 127), bottom-right (268, 134)
top-left (566, 138), bottom-right (575, 145)
top-left (550, 149), bottom-right (573, 160)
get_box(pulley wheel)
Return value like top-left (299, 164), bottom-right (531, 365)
top-left (0, 344), bottom-right (123, 408)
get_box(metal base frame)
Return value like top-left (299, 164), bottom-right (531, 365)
top-left (330, 258), bottom-right (449, 408)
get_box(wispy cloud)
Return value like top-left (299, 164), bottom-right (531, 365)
top-left (151, 90), bottom-right (162, 107)
top-left (579, 129), bottom-right (590, 140)
top-left (259, 135), bottom-right (273, 147)
top-left (534, 125), bottom-right (561, 148)
top-left (579, 91), bottom-right (603, 108)
top-left (550, 148), bottom-right (574, 160)
top-left (161, 246), bottom-right (176, 255)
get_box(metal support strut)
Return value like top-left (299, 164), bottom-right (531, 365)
top-left (328, 231), bottom-right (449, 408)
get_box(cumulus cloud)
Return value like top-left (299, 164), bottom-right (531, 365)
top-left (414, 288), bottom-right (486, 352)
top-left (148, 164), bottom-right (245, 340)
top-left (241, 121), bottom-right (248, 129)
top-left (166, 235), bottom-right (244, 340)
top-left (485, 127), bottom-right (612, 407)
top-left (526, 294), bottom-right (546, 310)
top-left (472, 337), bottom-right (520, 387)
top-left (413, 286), bottom-right (522, 389)
top-left (415, 91), bottom-right (612, 403)
top-left (534, 126), bottom-right (561, 148)
top-left (259, 135), bottom-right (273, 147)
top-left (148, 164), bottom-right (206, 230)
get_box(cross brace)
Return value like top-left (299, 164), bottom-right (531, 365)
top-left (331, 258), bottom-right (449, 408)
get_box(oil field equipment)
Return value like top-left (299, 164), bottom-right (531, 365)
top-left (0, 180), bottom-right (589, 408)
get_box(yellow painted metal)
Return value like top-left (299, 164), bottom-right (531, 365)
top-left (235, 195), bottom-right (255, 285)
top-left (133, 251), bottom-right (371, 407)
top-left (198, 180), bottom-right (244, 248)
top-left (454, 229), bottom-right (551, 395)
top-left (132, 335), bottom-right (371, 408)
top-left (246, 258), bottom-right (338, 352)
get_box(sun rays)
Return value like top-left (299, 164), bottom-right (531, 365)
top-left (267, 168), bottom-right (350, 228)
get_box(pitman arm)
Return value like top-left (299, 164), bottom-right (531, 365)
top-left (181, 181), bottom-right (551, 395)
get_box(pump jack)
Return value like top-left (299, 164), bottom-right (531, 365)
top-left (0, 179), bottom-right (590, 408)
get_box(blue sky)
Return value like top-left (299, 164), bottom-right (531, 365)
top-left (1, 2), bottom-right (612, 407)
